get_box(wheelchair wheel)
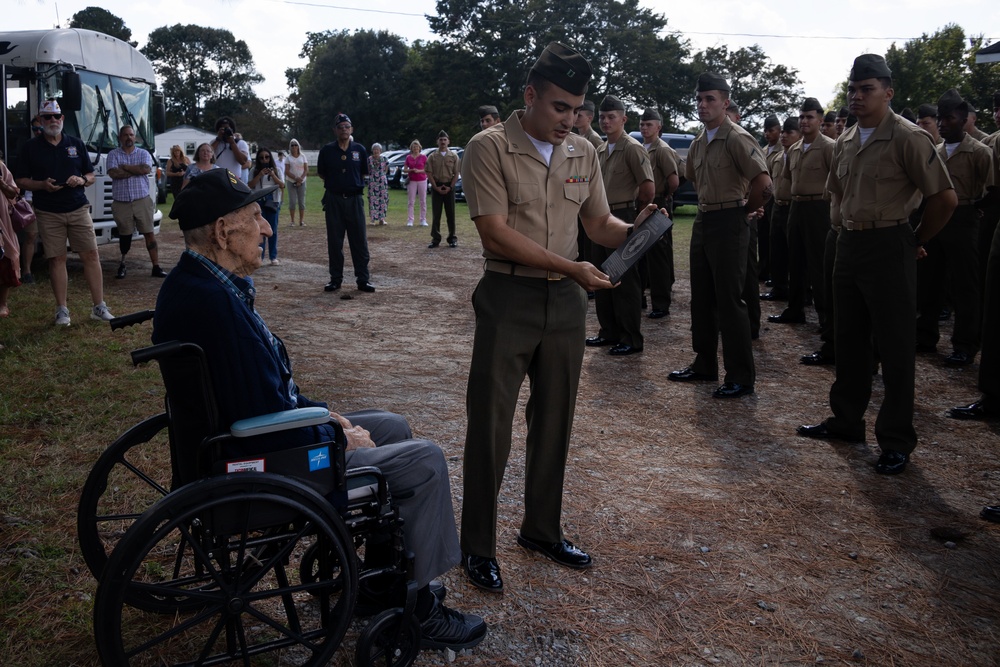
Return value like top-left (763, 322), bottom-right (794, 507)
top-left (94, 473), bottom-right (357, 666)
top-left (356, 607), bottom-right (421, 667)
top-left (77, 413), bottom-right (172, 580)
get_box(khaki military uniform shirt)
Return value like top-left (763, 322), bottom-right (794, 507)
top-left (599, 132), bottom-right (653, 208)
top-left (984, 131), bottom-right (1000, 188)
top-left (826, 110), bottom-right (953, 226)
top-left (969, 127), bottom-right (990, 144)
top-left (462, 110), bottom-right (609, 263)
top-left (645, 136), bottom-right (679, 204)
top-left (785, 133), bottom-right (835, 197)
top-left (426, 149), bottom-right (461, 187)
top-left (686, 117), bottom-right (769, 204)
top-left (582, 126), bottom-right (603, 150)
top-left (772, 151), bottom-right (792, 203)
top-left (937, 134), bottom-right (995, 203)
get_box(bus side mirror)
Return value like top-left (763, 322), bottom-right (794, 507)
top-left (61, 71), bottom-right (82, 111)
top-left (153, 91), bottom-right (166, 134)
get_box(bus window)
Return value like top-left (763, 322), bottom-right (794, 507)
top-left (111, 76), bottom-right (153, 150)
top-left (72, 70), bottom-right (117, 154)
top-left (3, 71), bottom-right (30, 167)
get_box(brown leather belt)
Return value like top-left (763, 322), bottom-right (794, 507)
top-left (698, 200), bottom-right (745, 212)
top-left (792, 194), bottom-right (825, 202)
top-left (609, 201), bottom-right (635, 211)
top-left (484, 259), bottom-right (565, 281)
top-left (842, 219), bottom-right (908, 231)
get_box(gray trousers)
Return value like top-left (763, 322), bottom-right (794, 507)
top-left (344, 409), bottom-right (460, 587)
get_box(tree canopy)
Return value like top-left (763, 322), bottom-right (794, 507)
top-left (69, 7), bottom-right (135, 46)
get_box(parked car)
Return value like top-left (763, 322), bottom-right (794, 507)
top-left (628, 131), bottom-right (697, 211)
top-left (155, 155), bottom-right (168, 204)
top-left (399, 147), bottom-right (463, 190)
top-left (386, 151), bottom-right (409, 189)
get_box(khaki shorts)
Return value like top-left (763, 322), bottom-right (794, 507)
top-left (112, 198), bottom-right (155, 236)
top-left (36, 206), bottom-right (98, 258)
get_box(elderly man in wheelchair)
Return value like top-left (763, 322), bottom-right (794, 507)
top-left (86, 168), bottom-right (486, 665)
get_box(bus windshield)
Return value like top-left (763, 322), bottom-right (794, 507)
top-left (39, 68), bottom-right (154, 153)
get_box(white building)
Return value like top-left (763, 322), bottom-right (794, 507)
top-left (155, 125), bottom-right (217, 158)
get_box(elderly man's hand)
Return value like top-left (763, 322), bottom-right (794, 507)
top-left (333, 413), bottom-right (375, 450)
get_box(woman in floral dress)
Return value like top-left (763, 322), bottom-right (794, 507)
top-left (367, 143), bottom-right (389, 225)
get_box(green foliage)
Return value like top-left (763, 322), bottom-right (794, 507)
top-left (141, 24), bottom-right (264, 129)
top-left (68, 6), bottom-right (136, 46)
top-left (692, 45), bottom-right (803, 135)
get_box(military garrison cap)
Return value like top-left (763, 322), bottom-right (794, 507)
top-left (824, 110), bottom-right (837, 123)
top-left (782, 117), bottom-right (800, 132)
top-left (917, 104), bottom-right (938, 119)
top-left (641, 108), bottom-right (662, 122)
top-left (696, 72), bottom-right (730, 93)
top-left (801, 97), bottom-right (824, 113)
top-left (849, 54), bottom-right (892, 81)
top-left (581, 99), bottom-right (596, 113)
top-left (900, 108), bottom-right (917, 123)
top-left (837, 107), bottom-right (849, 119)
top-left (936, 88), bottom-right (968, 115)
top-left (529, 42), bottom-right (592, 96)
top-left (600, 95), bottom-right (626, 112)
top-left (763, 114), bottom-right (780, 130)
top-left (478, 105), bottom-right (499, 118)
top-left (437, 130), bottom-right (449, 139)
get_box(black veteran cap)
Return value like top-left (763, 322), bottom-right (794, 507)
top-left (697, 72), bottom-right (730, 93)
top-left (169, 169), bottom-right (278, 231)
top-left (600, 95), bottom-right (626, 112)
top-left (581, 99), bottom-right (596, 113)
top-left (936, 88), bottom-right (968, 115)
top-left (782, 117), bottom-right (800, 132)
top-left (849, 54), bottom-right (892, 81)
top-left (641, 108), bottom-right (661, 122)
top-left (917, 103), bottom-right (938, 119)
top-left (801, 97), bottom-right (824, 114)
top-left (478, 105), bottom-right (499, 118)
top-left (764, 114), bottom-right (780, 130)
top-left (334, 113), bottom-right (351, 126)
top-left (900, 108), bottom-right (917, 123)
top-left (529, 42), bottom-right (592, 96)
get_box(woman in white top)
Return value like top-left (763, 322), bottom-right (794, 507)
top-left (284, 139), bottom-right (308, 226)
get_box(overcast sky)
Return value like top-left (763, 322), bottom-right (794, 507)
top-left (8, 0), bottom-right (999, 116)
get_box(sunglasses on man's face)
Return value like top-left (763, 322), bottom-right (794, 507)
top-left (41, 114), bottom-right (62, 121)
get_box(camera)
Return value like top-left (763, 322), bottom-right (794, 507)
top-left (222, 127), bottom-right (234, 138)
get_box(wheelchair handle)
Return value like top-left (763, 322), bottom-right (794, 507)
top-left (130, 340), bottom-right (203, 367)
top-left (110, 309), bottom-right (155, 331)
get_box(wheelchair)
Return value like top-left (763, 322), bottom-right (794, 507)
top-left (78, 310), bottom-right (423, 666)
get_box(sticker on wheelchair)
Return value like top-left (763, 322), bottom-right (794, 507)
top-left (226, 458), bottom-right (266, 473)
top-left (308, 446), bottom-right (331, 472)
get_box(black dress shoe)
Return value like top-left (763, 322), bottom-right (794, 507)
top-left (948, 401), bottom-right (997, 420)
top-left (712, 382), bottom-right (754, 398)
top-left (668, 367), bottom-right (717, 382)
top-left (448, 239), bottom-right (458, 248)
top-left (324, 281), bottom-right (341, 292)
top-left (585, 335), bottom-right (616, 347)
top-left (419, 597), bottom-right (488, 650)
top-left (800, 351), bottom-right (835, 366)
top-left (875, 450), bottom-right (909, 475)
top-left (648, 309), bottom-right (668, 319)
top-left (516, 534), bottom-right (592, 569)
top-left (150, 265), bottom-right (167, 278)
top-left (428, 241), bottom-right (440, 248)
top-left (980, 506), bottom-right (1000, 523)
top-left (945, 351), bottom-right (974, 366)
top-left (767, 309), bottom-right (806, 324)
top-left (796, 422), bottom-right (864, 443)
top-left (609, 343), bottom-right (642, 356)
top-left (462, 553), bottom-right (503, 592)
top-left (357, 282), bottom-right (376, 293)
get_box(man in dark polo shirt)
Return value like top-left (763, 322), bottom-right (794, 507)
top-left (14, 99), bottom-right (113, 326)
top-left (316, 113), bottom-right (374, 293)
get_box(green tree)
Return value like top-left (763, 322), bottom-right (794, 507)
top-left (429, 0), bottom-right (694, 127)
top-left (884, 24), bottom-right (968, 115)
top-left (294, 30), bottom-right (412, 148)
top-left (691, 45), bottom-right (803, 135)
top-left (142, 24), bottom-right (263, 128)
top-left (68, 7), bottom-right (136, 46)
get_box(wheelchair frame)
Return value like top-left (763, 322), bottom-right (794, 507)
top-left (78, 311), bottom-right (424, 666)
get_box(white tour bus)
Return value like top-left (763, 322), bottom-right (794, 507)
top-left (1, 28), bottom-right (166, 246)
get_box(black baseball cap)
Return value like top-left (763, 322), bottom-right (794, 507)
top-left (169, 169), bottom-right (278, 231)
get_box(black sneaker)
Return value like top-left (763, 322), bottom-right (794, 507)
top-left (151, 265), bottom-right (167, 278)
top-left (420, 598), bottom-right (487, 650)
top-left (115, 262), bottom-right (127, 279)
top-left (324, 281), bottom-right (341, 292)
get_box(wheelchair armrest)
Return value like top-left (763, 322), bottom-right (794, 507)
top-left (230, 407), bottom-right (332, 438)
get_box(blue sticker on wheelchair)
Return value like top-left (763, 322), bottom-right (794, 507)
top-left (308, 446), bottom-right (331, 472)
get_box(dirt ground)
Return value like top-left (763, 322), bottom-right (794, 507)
top-left (93, 214), bottom-right (1000, 666)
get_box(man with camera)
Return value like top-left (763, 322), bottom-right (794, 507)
top-left (211, 117), bottom-right (249, 177)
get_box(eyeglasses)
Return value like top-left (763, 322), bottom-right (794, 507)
top-left (41, 114), bottom-right (62, 120)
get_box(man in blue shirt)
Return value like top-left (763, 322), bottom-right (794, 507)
top-left (316, 113), bottom-right (375, 293)
top-left (153, 168), bottom-right (487, 651)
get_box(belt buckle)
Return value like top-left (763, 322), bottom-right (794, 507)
top-left (546, 271), bottom-right (561, 281)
